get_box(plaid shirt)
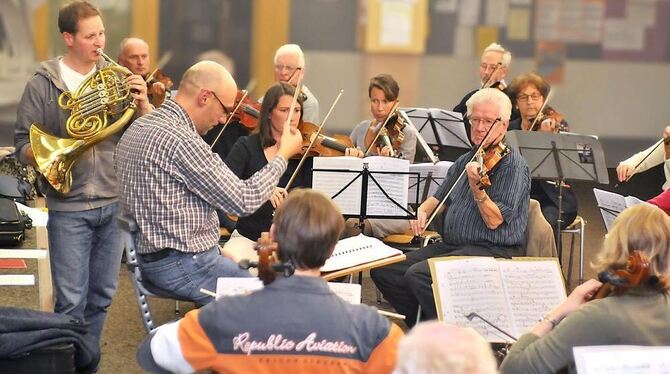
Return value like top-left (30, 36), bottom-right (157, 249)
top-left (114, 99), bottom-right (287, 254)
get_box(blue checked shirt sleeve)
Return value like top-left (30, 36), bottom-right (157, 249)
top-left (173, 136), bottom-right (287, 216)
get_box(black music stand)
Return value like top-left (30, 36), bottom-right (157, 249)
top-left (312, 163), bottom-right (417, 232)
top-left (505, 130), bottom-right (609, 262)
top-left (401, 107), bottom-right (472, 161)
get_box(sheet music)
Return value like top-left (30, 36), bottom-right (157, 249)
top-left (498, 260), bottom-right (567, 335)
top-left (215, 277), bottom-right (362, 305)
top-left (327, 282), bottom-right (361, 304)
top-left (574, 345), bottom-right (670, 374)
top-left (321, 234), bottom-right (403, 272)
top-left (312, 157), bottom-right (363, 215)
top-left (365, 156), bottom-right (409, 216)
top-left (593, 188), bottom-right (647, 232)
top-left (432, 257), bottom-right (515, 343)
top-left (216, 277), bottom-right (263, 298)
top-left (408, 161), bottom-right (453, 204)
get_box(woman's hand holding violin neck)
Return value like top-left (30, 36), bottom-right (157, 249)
top-left (376, 145), bottom-right (391, 157)
top-left (539, 117), bottom-right (558, 133)
top-left (270, 187), bottom-right (287, 208)
top-left (410, 209), bottom-right (428, 236)
top-left (344, 147), bottom-right (365, 158)
top-left (554, 279), bottom-right (603, 318)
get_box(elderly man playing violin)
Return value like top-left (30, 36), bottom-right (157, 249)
top-left (371, 88), bottom-right (530, 326)
top-left (500, 203), bottom-right (670, 374)
top-left (115, 61), bottom-right (303, 305)
top-left (117, 37), bottom-right (172, 107)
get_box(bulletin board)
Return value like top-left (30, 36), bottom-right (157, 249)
top-left (358, 0), bottom-right (429, 54)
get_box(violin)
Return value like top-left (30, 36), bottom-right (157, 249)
top-left (232, 90), bottom-right (261, 130)
top-left (296, 121), bottom-right (353, 158)
top-left (145, 68), bottom-right (174, 107)
top-left (592, 250), bottom-right (662, 299)
top-left (239, 232), bottom-right (294, 285)
top-left (476, 141), bottom-right (510, 189)
top-left (528, 106), bottom-right (567, 133)
top-left (364, 106), bottom-right (406, 157)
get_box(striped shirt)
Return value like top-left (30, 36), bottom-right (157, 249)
top-left (434, 146), bottom-right (530, 248)
top-left (114, 99), bottom-right (287, 254)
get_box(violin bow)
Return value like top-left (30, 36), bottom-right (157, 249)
top-left (480, 63), bottom-right (502, 90)
top-left (209, 90), bottom-right (249, 149)
top-left (145, 51), bottom-right (174, 83)
top-left (284, 89), bottom-right (344, 191)
top-left (364, 101), bottom-right (401, 156)
top-left (423, 118), bottom-right (501, 231)
top-left (528, 88), bottom-right (554, 132)
top-left (616, 137), bottom-right (664, 187)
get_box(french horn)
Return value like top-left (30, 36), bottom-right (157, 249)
top-left (29, 48), bottom-right (136, 194)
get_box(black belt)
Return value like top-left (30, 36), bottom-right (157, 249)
top-left (139, 248), bottom-right (175, 263)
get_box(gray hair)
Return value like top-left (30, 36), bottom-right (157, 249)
top-left (483, 43), bottom-right (511, 67)
top-left (274, 44), bottom-right (305, 68)
top-left (466, 88), bottom-right (512, 121)
top-left (394, 322), bottom-right (498, 374)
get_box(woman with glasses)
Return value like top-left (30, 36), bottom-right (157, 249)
top-left (221, 82), bottom-right (312, 265)
top-left (506, 72), bottom-right (578, 233)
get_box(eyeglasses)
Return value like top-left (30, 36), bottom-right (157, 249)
top-left (469, 117), bottom-right (500, 128)
top-left (517, 93), bottom-right (543, 103)
top-left (480, 63), bottom-right (500, 71)
top-left (207, 90), bottom-right (234, 117)
top-left (274, 64), bottom-right (298, 73)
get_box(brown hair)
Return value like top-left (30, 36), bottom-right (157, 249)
top-left (368, 74), bottom-right (399, 101)
top-left (273, 189), bottom-right (344, 270)
top-left (507, 72), bottom-right (550, 104)
top-left (593, 204), bottom-right (670, 289)
top-left (258, 82), bottom-right (304, 148)
top-left (58, 1), bottom-right (101, 34)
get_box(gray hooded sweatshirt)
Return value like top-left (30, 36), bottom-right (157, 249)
top-left (14, 57), bottom-right (127, 212)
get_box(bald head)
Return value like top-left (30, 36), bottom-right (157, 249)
top-left (118, 37), bottom-right (150, 76)
top-left (395, 322), bottom-right (498, 374)
top-left (175, 61), bottom-right (237, 134)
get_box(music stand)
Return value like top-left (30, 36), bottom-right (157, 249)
top-left (401, 107), bottom-right (472, 160)
top-left (312, 163), bottom-right (417, 231)
top-left (505, 130), bottom-right (609, 261)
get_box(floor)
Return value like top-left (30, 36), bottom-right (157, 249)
top-left (0, 168), bottom-right (663, 372)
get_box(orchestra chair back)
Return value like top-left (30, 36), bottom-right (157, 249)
top-left (525, 199), bottom-right (558, 258)
top-left (562, 215), bottom-right (586, 286)
top-left (117, 215), bottom-right (190, 333)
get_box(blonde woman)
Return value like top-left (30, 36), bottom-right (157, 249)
top-left (500, 203), bottom-right (670, 374)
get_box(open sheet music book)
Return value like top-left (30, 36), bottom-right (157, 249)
top-left (428, 256), bottom-right (566, 343)
top-left (312, 156), bottom-right (410, 216)
top-left (573, 345), bottom-right (670, 374)
top-left (321, 234), bottom-right (403, 272)
top-left (593, 188), bottom-right (647, 232)
top-left (408, 161), bottom-right (453, 204)
top-left (216, 277), bottom-right (361, 304)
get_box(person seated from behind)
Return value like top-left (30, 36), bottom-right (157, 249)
top-left (394, 321), bottom-right (498, 374)
top-left (137, 189), bottom-right (403, 373)
top-left (499, 203), bottom-right (670, 374)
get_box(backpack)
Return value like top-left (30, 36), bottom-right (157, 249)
top-left (0, 198), bottom-right (32, 246)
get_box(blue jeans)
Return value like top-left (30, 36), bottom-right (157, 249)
top-left (47, 203), bottom-right (123, 346)
top-left (139, 246), bottom-right (252, 304)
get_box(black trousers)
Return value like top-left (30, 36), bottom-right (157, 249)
top-left (370, 242), bottom-right (524, 328)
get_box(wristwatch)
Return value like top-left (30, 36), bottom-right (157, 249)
top-left (474, 194), bottom-right (488, 204)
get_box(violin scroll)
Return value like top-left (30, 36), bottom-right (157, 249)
top-left (593, 250), bottom-right (652, 299)
top-left (246, 232), bottom-right (294, 285)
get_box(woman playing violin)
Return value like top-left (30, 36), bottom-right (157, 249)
top-left (500, 203), bottom-right (670, 374)
top-left (221, 82), bottom-right (311, 264)
top-left (616, 125), bottom-right (670, 190)
top-left (349, 74), bottom-right (417, 161)
top-left (507, 72), bottom-right (578, 233)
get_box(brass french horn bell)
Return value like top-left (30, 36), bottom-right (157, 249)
top-left (29, 48), bottom-right (136, 194)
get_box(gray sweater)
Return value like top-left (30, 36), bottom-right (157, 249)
top-left (14, 57), bottom-right (126, 211)
top-left (499, 287), bottom-right (670, 374)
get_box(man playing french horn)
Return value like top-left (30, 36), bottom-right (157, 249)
top-left (13, 0), bottom-right (152, 353)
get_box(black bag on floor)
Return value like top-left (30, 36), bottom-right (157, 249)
top-left (0, 198), bottom-right (30, 246)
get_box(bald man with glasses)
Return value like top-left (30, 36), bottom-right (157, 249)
top-left (114, 61), bottom-right (303, 304)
